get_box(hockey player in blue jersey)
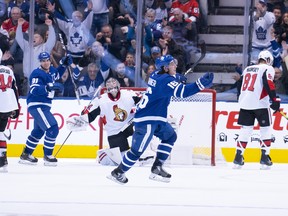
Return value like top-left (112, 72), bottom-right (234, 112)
top-left (108, 54), bottom-right (214, 184)
top-left (19, 52), bottom-right (79, 166)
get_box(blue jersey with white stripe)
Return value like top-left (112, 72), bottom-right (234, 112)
top-left (134, 70), bottom-right (202, 124)
top-left (26, 65), bottom-right (66, 107)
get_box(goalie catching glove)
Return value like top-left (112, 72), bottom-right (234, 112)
top-left (196, 72), bottom-right (214, 90)
top-left (66, 115), bottom-right (89, 132)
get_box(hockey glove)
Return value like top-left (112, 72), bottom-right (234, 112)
top-left (270, 96), bottom-right (281, 113)
top-left (196, 72), bottom-right (214, 90)
top-left (46, 82), bottom-right (64, 92)
top-left (60, 54), bottom-right (73, 66)
top-left (10, 103), bottom-right (20, 119)
top-left (176, 73), bottom-right (187, 84)
top-left (81, 104), bottom-right (93, 115)
top-left (66, 115), bottom-right (89, 132)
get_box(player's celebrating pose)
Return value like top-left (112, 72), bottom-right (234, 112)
top-left (108, 55), bottom-right (214, 184)
top-left (19, 52), bottom-right (78, 166)
top-left (0, 49), bottom-right (20, 172)
top-left (233, 50), bottom-right (280, 169)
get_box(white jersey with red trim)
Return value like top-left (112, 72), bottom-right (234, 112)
top-left (238, 63), bottom-right (275, 110)
top-left (91, 89), bottom-right (137, 136)
top-left (0, 65), bottom-right (18, 112)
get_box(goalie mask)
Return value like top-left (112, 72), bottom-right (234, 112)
top-left (258, 50), bottom-right (274, 66)
top-left (106, 77), bottom-right (120, 97)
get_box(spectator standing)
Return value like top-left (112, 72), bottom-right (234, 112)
top-left (88, 0), bottom-right (109, 36)
top-left (48, 1), bottom-right (94, 64)
top-left (251, 0), bottom-right (275, 63)
top-left (15, 17), bottom-right (56, 94)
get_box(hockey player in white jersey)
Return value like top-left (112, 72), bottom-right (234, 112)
top-left (0, 49), bottom-right (20, 172)
top-left (66, 77), bottom-right (153, 166)
top-left (107, 55), bottom-right (214, 184)
top-left (233, 50), bottom-right (280, 169)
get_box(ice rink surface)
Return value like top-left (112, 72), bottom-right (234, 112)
top-left (1, 158), bottom-right (288, 216)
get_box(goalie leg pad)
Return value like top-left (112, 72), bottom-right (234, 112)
top-left (97, 147), bottom-right (122, 166)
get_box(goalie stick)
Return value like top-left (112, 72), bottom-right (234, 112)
top-left (184, 40), bottom-right (206, 76)
top-left (54, 86), bottom-right (102, 157)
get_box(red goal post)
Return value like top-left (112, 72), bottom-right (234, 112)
top-left (98, 88), bottom-right (218, 166)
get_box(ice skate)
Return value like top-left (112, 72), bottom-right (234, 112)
top-left (260, 150), bottom-right (272, 170)
top-left (233, 150), bottom-right (244, 169)
top-left (19, 152), bottom-right (38, 165)
top-left (44, 155), bottom-right (58, 167)
top-left (138, 155), bottom-right (154, 166)
top-left (107, 167), bottom-right (128, 185)
top-left (0, 152), bottom-right (8, 173)
top-left (149, 159), bottom-right (171, 183)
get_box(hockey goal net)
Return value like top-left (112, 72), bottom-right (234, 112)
top-left (98, 88), bottom-right (223, 166)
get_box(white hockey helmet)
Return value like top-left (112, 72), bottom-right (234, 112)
top-left (106, 77), bottom-right (120, 97)
top-left (258, 50), bottom-right (274, 66)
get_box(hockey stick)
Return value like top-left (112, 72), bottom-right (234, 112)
top-left (52, 15), bottom-right (81, 105)
top-left (54, 86), bottom-right (102, 157)
top-left (280, 110), bottom-right (288, 120)
top-left (184, 40), bottom-right (206, 76)
top-left (54, 131), bottom-right (72, 157)
top-left (3, 129), bottom-right (11, 140)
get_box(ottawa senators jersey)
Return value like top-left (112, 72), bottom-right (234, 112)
top-left (0, 65), bottom-right (19, 112)
top-left (238, 63), bottom-right (275, 110)
top-left (91, 90), bottom-right (137, 136)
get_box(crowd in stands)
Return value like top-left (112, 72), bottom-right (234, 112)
top-left (1, 0), bottom-right (288, 101)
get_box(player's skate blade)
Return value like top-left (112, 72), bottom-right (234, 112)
top-left (260, 152), bottom-right (272, 170)
top-left (149, 173), bottom-right (171, 183)
top-left (0, 165), bottom-right (8, 173)
top-left (260, 164), bottom-right (271, 170)
top-left (44, 155), bottom-right (58, 167)
top-left (107, 168), bottom-right (128, 185)
top-left (232, 164), bottom-right (243, 169)
top-left (19, 152), bottom-right (38, 165)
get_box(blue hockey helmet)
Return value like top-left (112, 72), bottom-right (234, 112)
top-left (155, 55), bottom-right (176, 69)
top-left (38, 52), bottom-right (50, 61)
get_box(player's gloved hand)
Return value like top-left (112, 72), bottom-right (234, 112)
top-left (81, 104), bottom-right (93, 115)
top-left (270, 96), bottom-right (281, 112)
top-left (46, 82), bottom-right (64, 92)
top-left (196, 72), bottom-right (214, 90)
top-left (66, 115), bottom-right (89, 132)
top-left (176, 73), bottom-right (187, 84)
top-left (10, 103), bottom-right (20, 119)
top-left (60, 54), bottom-right (73, 66)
